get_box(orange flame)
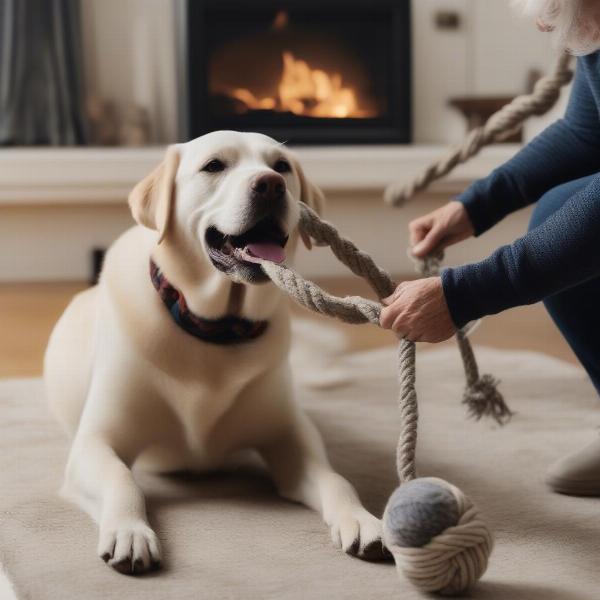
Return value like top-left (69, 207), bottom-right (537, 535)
top-left (230, 51), bottom-right (374, 119)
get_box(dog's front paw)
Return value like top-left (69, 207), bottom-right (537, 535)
top-left (330, 509), bottom-right (393, 562)
top-left (98, 520), bottom-right (162, 575)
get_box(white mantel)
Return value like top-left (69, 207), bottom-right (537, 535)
top-left (0, 144), bottom-right (519, 205)
top-left (0, 144), bottom-right (529, 283)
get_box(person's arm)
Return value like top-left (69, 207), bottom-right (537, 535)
top-left (442, 173), bottom-right (600, 328)
top-left (460, 58), bottom-right (600, 236)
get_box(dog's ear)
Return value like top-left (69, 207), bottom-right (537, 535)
top-left (128, 147), bottom-right (180, 244)
top-left (296, 160), bottom-right (325, 217)
top-left (291, 157), bottom-right (325, 250)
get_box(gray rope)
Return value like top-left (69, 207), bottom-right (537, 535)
top-left (411, 252), bottom-right (513, 425)
top-left (260, 203), bottom-right (510, 483)
top-left (298, 206), bottom-right (395, 300)
top-left (262, 261), bottom-right (382, 325)
top-left (397, 339), bottom-right (418, 482)
top-left (384, 53), bottom-right (574, 206)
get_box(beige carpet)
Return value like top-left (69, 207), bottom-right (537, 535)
top-left (1, 322), bottom-right (600, 599)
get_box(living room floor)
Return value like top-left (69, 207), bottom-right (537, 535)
top-left (0, 279), bottom-right (578, 379)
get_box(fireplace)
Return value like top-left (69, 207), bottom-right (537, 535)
top-left (186, 0), bottom-right (412, 144)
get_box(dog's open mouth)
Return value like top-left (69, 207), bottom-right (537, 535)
top-left (205, 216), bottom-right (289, 282)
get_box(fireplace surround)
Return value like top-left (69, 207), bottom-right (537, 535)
top-left (186, 0), bottom-right (412, 144)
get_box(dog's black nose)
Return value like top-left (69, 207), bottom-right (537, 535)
top-left (251, 173), bottom-right (286, 200)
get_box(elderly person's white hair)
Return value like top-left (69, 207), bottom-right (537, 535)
top-left (513, 0), bottom-right (600, 55)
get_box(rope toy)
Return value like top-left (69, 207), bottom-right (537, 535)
top-left (259, 204), bottom-right (501, 595)
top-left (260, 52), bottom-right (574, 595)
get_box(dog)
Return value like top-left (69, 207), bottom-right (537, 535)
top-left (44, 131), bottom-right (389, 575)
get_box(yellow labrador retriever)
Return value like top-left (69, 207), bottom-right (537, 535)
top-left (44, 131), bottom-right (388, 575)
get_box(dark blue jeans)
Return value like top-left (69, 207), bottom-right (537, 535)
top-left (529, 174), bottom-right (600, 394)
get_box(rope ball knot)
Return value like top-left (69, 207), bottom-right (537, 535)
top-left (383, 477), bottom-right (493, 596)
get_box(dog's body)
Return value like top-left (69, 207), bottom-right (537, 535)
top-left (44, 131), bottom-right (387, 575)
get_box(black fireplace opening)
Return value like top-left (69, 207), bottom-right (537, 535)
top-left (186, 0), bottom-right (411, 144)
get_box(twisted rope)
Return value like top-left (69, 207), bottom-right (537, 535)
top-left (261, 203), bottom-right (510, 485)
top-left (262, 208), bottom-right (497, 594)
top-left (396, 339), bottom-right (418, 482)
top-left (384, 53), bottom-right (574, 206)
top-left (410, 251), bottom-right (513, 425)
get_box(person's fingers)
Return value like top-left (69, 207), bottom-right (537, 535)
top-left (379, 305), bottom-right (394, 329)
top-left (380, 303), bottom-right (402, 330)
top-left (391, 312), bottom-right (409, 338)
top-left (412, 225), bottom-right (445, 257)
top-left (409, 219), bottom-right (430, 247)
top-left (382, 291), bottom-right (400, 305)
top-left (382, 288), bottom-right (397, 305)
top-left (382, 282), bottom-right (408, 305)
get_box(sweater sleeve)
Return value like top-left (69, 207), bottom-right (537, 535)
top-left (442, 173), bottom-right (600, 329)
top-left (459, 57), bottom-right (600, 236)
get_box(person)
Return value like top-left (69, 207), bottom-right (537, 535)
top-left (380, 0), bottom-right (600, 496)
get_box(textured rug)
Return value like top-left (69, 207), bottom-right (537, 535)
top-left (1, 322), bottom-right (599, 600)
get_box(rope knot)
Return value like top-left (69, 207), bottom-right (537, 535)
top-left (464, 373), bottom-right (513, 425)
top-left (410, 249), bottom-right (445, 278)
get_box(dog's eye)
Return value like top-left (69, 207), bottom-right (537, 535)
top-left (273, 159), bottom-right (291, 174)
top-left (202, 159), bottom-right (226, 173)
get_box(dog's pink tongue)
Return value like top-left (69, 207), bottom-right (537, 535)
top-left (246, 243), bottom-right (285, 264)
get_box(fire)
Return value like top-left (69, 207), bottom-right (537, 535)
top-left (230, 51), bottom-right (374, 119)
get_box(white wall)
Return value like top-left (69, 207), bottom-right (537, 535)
top-left (0, 205), bottom-right (129, 282)
top-left (80, 0), bottom-right (556, 144)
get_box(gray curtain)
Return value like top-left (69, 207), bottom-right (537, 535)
top-left (0, 0), bottom-right (88, 145)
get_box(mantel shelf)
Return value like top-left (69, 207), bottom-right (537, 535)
top-left (0, 144), bottom-right (520, 205)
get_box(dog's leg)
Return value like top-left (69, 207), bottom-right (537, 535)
top-left (63, 433), bottom-right (161, 575)
top-left (260, 412), bottom-right (391, 562)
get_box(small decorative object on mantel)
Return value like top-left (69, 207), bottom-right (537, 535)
top-left (120, 104), bottom-right (152, 147)
top-left (449, 96), bottom-right (522, 143)
top-left (86, 96), bottom-right (120, 146)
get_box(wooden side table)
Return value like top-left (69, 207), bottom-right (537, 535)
top-left (448, 96), bottom-right (522, 143)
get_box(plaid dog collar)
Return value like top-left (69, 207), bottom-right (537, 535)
top-left (150, 260), bottom-right (268, 345)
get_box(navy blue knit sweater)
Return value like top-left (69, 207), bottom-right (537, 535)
top-left (442, 52), bottom-right (600, 328)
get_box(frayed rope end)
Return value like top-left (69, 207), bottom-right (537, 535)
top-left (463, 374), bottom-right (513, 425)
top-left (383, 184), bottom-right (409, 208)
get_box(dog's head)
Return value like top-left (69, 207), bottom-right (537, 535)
top-left (129, 131), bottom-right (323, 284)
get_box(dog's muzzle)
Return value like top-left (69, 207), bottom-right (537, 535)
top-left (205, 173), bottom-right (290, 284)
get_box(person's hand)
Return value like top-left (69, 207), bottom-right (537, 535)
top-left (409, 201), bottom-right (474, 258)
top-left (380, 277), bottom-right (456, 343)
